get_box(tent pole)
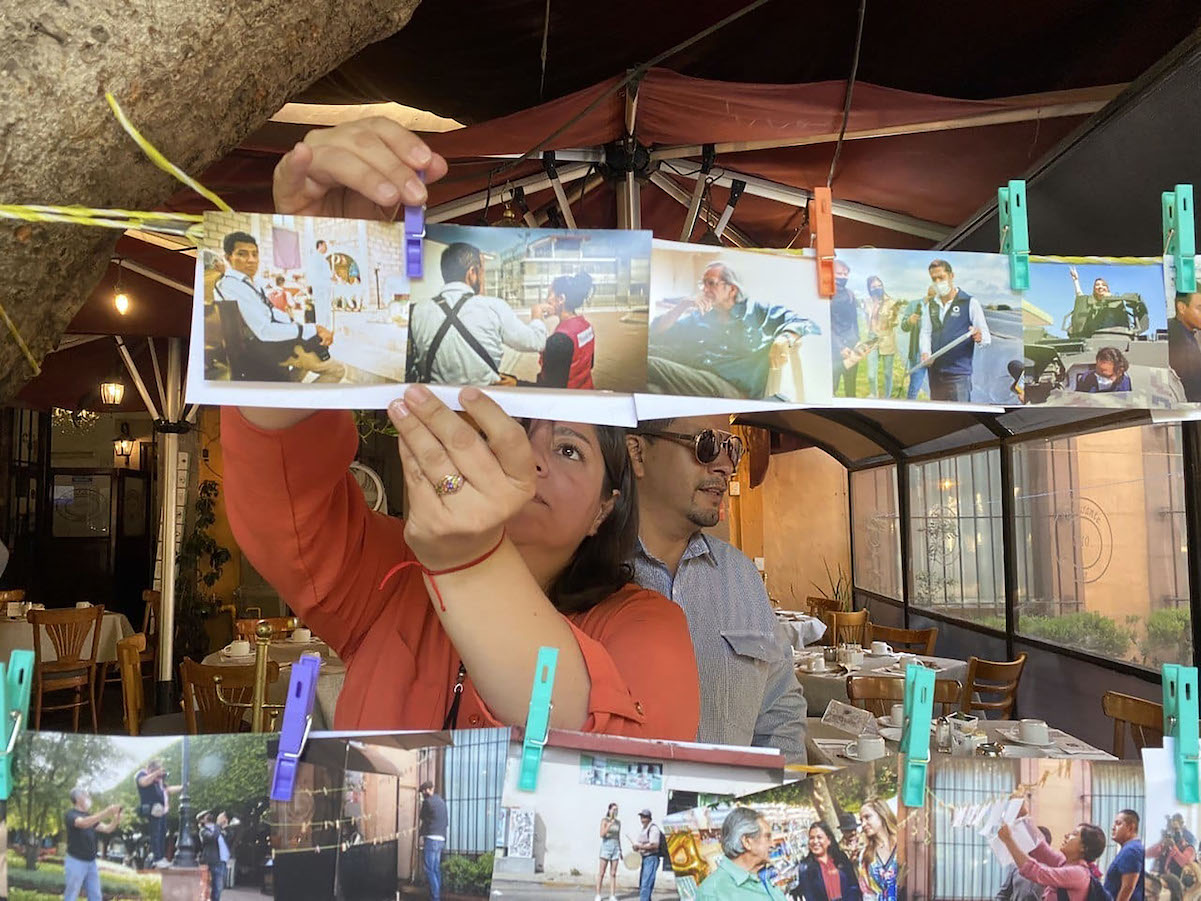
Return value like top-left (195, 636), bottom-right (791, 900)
top-left (147, 338), bottom-right (168, 417)
top-left (156, 337), bottom-right (183, 711)
top-left (647, 170), bottom-right (753, 247)
top-left (119, 258), bottom-right (193, 295)
top-left (427, 163), bottom-right (590, 223)
top-left (114, 336), bottom-right (162, 420)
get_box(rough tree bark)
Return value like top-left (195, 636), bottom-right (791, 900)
top-left (0, 1), bottom-right (422, 404)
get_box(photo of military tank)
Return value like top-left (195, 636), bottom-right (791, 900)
top-left (1017, 258), bottom-right (1185, 407)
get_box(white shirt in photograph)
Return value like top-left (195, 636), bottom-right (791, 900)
top-left (408, 281), bottom-right (548, 385)
top-left (214, 272), bottom-right (316, 344)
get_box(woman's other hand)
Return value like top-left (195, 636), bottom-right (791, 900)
top-left (388, 385), bottom-right (535, 571)
top-left (273, 118), bottom-right (449, 219)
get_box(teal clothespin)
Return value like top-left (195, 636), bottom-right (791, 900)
top-left (998, 179), bottom-right (1030, 291)
top-left (900, 663), bottom-right (936, 808)
top-left (1163, 184), bottom-right (1196, 294)
top-left (517, 646), bottom-right (558, 793)
top-left (1163, 663), bottom-right (1199, 804)
top-left (0, 650), bottom-right (34, 801)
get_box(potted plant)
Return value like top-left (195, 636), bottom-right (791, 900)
top-left (174, 479), bottom-right (232, 665)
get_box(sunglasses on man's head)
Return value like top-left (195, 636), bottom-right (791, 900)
top-left (640, 428), bottom-right (745, 468)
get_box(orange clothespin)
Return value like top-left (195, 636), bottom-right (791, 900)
top-left (811, 187), bottom-right (835, 297)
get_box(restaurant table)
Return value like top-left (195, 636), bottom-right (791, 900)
top-left (775, 613), bottom-right (827, 650)
top-left (201, 638), bottom-right (346, 730)
top-left (0, 610), bottom-right (134, 664)
top-left (795, 652), bottom-right (970, 717)
top-left (806, 718), bottom-right (1114, 767)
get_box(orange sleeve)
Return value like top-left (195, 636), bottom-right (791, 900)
top-left (574, 589), bottom-right (700, 741)
top-left (220, 407), bottom-right (413, 661)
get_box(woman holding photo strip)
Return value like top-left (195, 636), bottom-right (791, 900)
top-left (222, 118), bottom-right (699, 739)
top-left (996, 808), bottom-right (1107, 901)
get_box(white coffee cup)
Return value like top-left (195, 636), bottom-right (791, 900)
top-left (75, 601), bottom-right (91, 608)
top-left (848, 734), bottom-right (886, 761)
top-left (291, 628), bottom-right (312, 643)
top-left (809, 656), bottom-right (826, 673)
top-left (1019, 719), bottom-right (1050, 745)
top-left (848, 648), bottom-right (865, 667)
top-left (890, 703), bottom-right (905, 728)
top-left (871, 641), bottom-right (893, 656)
top-left (228, 639), bottom-right (251, 656)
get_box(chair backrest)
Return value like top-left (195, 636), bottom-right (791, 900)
top-left (868, 623), bottom-right (938, 657)
top-left (1102, 690), bottom-right (1164, 759)
top-left (847, 676), bottom-right (963, 717)
top-left (27, 606), bottom-right (104, 672)
top-left (141, 590), bottom-right (161, 641)
top-left (961, 652), bottom-right (1028, 719)
top-left (828, 609), bottom-right (869, 646)
top-left (805, 596), bottom-right (842, 617)
top-left (117, 633), bottom-right (147, 736)
top-left (0, 589), bottom-right (26, 604)
top-left (179, 657), bottom-right (280, 733)
top-left (234, 617), bottom-right (294, 641)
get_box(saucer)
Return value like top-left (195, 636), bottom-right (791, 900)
top-left (996, 726), bottom-right (1055, 749)
top-left (841, 745), bottom-right (885, 762)
top-left (878, 727), bottom-right (903, 742)
top-left (876, 716), bottom-right (904, 729)
top-left (220, 647), bottom-right (255, 660)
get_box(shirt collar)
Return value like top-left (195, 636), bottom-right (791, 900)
top-left (636, 533), bottom-right (717, 567)
top-left (717, 857), bottom-right (760, 886)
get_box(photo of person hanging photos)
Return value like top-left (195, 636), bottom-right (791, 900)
top-left (830, 249), bottom-right (1023, 405)
top-left (406, 224), bottom-right (651, 391)
top-left (647, 241), bottom-right (829, 403)
top-left (1020, 256), bottom-right (1179, 407)
top-left (197, 211), bottom-right (412, 387)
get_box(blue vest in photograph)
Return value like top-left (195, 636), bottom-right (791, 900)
top-left (930, 290), bottom-right (974, 376)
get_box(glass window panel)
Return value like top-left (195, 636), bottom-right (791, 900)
top-left (1012, 423), bottom-right (1192, 669)
top-left (908, 448), bottom-right (1005, 626)
top-left (851, 465), bottom-right (902, 600)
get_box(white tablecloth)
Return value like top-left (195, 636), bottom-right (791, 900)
top-left (0, 611), bottom-right (134, 664)
top-left (201, 639), bottom-right (346, 730)
top-left (796, 653), bottom-right (969, 717)
top-left (806, 718), bottom-right (1114, 766)
top-left (776, 614), bottom-right (827, 649)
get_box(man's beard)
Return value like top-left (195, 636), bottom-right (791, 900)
top-left (686, 506), bottom-right (720, 529)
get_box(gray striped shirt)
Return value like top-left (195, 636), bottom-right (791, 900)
top-left (632, 534), bottom-right (807, 761)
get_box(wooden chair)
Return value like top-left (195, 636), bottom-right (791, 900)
top-left (868, 623), bottom-right (938, 657)
top-left (828, 609), bottom-right (869, 646)
top-left (234, 617), bottom-right (295, 642)
top-left (118, 633), bottom-right (187, 737)
top-left (96, 589), bottom-right (162, 720)
top-left (179, 657), bottom-right (281, 733)
top-left (1102, 690), bottom-right (1164, 759)
top-left (960, 652), bottom-right (1028, 720)
top-left (805, 596), bottom-right (842, 618)
top-left (847, 676), bottom-right (963, 717)
top-left (27, 605), bottom-right (104, 731)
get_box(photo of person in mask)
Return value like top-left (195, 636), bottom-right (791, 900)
top-left (1075, 347), bottom-right (1132, 393)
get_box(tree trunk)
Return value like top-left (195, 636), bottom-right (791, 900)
top-left (0, 1), bottom-right (423, 403)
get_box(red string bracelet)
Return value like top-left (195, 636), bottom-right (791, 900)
top-left (379, 530), bottom-right (507, 611)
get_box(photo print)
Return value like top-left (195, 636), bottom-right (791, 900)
top-left (197, 210), bottom-right (407, 386)
top-left (491, 732), bottom-right (784, 900)
top-left (269, 728), bottom-right (507, 901)
top-left (664, 761), bottom-right (900, 900)
top-left (1162, 254), bottom-right (1201, 405)
top-left (4, 731), bottom-right (273, 901)
top-left (406, 224), bottom-right (652, 392)
top-left (830, 249), bottom-right (1025, 405)
top-left (647, 241), bottom-right (830, 404)
top-left (1022, 256), bottom-right (1178, 407)
top-left (903, 757), bottom-right (1144, 901)
top-left (1143, 738), bottom-right (1199, 901)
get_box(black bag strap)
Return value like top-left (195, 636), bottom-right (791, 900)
top-left (423, 291), bottom-right (502, 382)
top-left (442, 662), bottom-right (467, 731)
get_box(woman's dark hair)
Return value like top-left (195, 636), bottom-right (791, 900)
top-left (1078, 823), bottom-right (1107, 862)
top-left (808, 821), bottom-right (853, 869)
top-left (552, 271), bottom-right (593, 312)
top-left (546, 424), bottom-right (637, 614)
top-left (1096, 345), bottom-right (1129, 376)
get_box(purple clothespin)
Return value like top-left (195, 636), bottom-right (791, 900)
top-left (270, 653), bottom-right (321, 802)
top-left (404, 171), bottom-right (426, 279)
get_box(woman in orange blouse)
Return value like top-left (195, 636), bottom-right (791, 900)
top-left (221, 118), bottom-right (699, 740)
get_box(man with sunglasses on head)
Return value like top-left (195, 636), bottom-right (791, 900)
top-left (648, 262), bottom-right (820, 399)
top-left (626, 417), bottom-right (807, 760)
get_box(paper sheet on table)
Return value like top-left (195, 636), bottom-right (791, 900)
top-left (821, 700), bottom-right (878, 736)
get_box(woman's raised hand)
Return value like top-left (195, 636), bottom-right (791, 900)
top-left (388, 385), bottom-right (536, 571)
top-left (273, 118), bottom-right (449, 219)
